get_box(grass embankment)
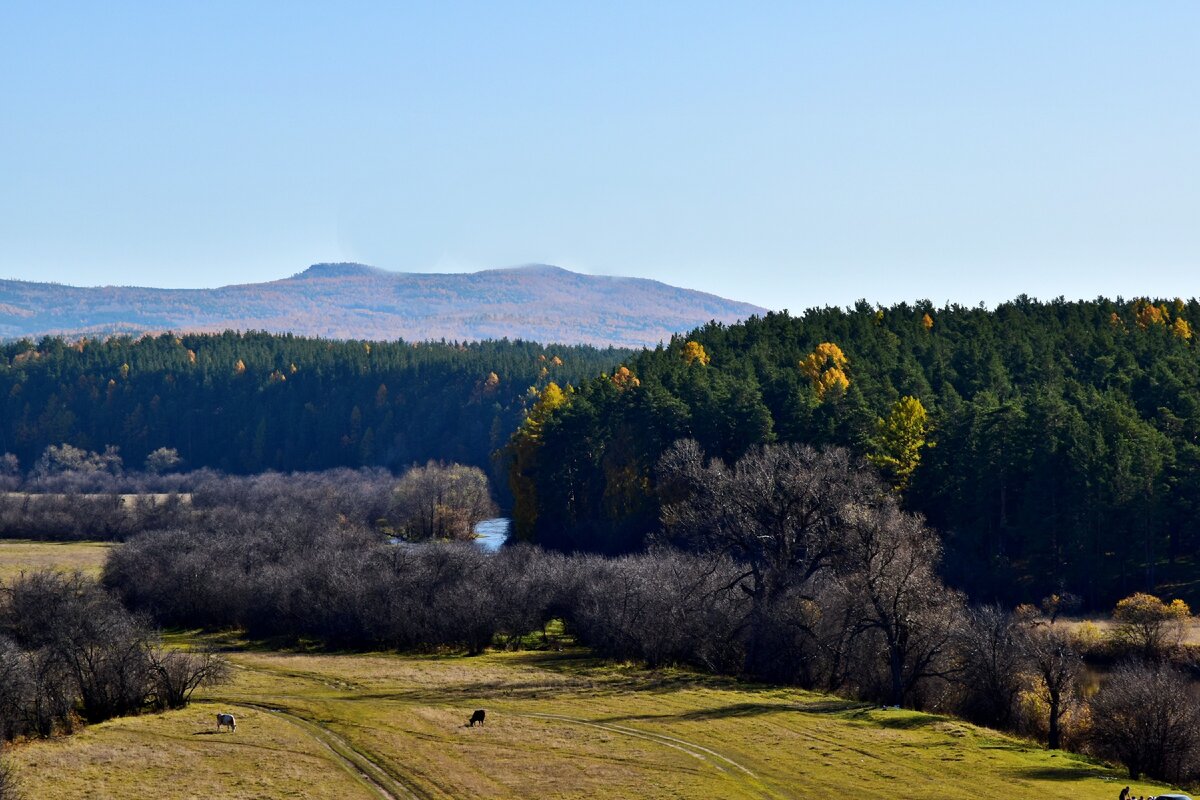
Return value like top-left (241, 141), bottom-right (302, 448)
top-left (0, 539), bottom-right (113, 582)
top-left (8, 639), bottom-right (1173, 800)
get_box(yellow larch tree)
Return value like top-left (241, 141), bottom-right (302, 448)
top-left (682, 341), bottom-right (710, 366)
top-left (800, 343), bottom-right (849, 401)
top-left (867, 396), bottom-right (930, 491)
top-left (1134, 298), bottom-right (1169, 329)
top-left (611, 366), bottom-right (641, 390)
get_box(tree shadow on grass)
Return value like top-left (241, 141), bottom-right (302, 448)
top-left (1006, 765), bottom-right (1108, 782)
top-left (868, 714), bottom-right (938, 730)
top-left (594, 698), bottom-right (870, 725)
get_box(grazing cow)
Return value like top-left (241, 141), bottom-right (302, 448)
top-left (216, 712), bottom-right (236, 732)
top-left (468, 709), bottom-right (486, 727)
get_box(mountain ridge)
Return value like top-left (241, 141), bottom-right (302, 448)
top-left (0, 264), bottom-right (768, 348)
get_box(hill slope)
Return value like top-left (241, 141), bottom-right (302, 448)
top-left (9, 639), bottom-right (1171, 799)
top-left (0, 263), bottom-right (767, 348)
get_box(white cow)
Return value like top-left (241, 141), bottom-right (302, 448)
top-left (216, 712), bottom-right (236, 732)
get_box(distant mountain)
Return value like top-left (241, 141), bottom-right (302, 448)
top-left (0, 263), bottom-right (768, 348)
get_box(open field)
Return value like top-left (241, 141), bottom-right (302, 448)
top-left (1065, 616), bottom-right (1200, 647)
top-left (7, 638), bottom-right (1176, 800)
top-left (0, 538), bottom-right (114, 581)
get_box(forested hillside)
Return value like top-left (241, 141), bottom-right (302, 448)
top-left (509, 297), bottom-right (1200, 608)
top-left (0, 332), bottom-right (625, 486)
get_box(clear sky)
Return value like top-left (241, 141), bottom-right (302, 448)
top-left (1, 1), bottom-right (1197, 313)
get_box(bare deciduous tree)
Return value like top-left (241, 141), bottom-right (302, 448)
top-left (389, 462), bottom-right (497, 541)
top-left (149, 649), bottom-right (230, 710)
top-left (657, 440), bottom-right (884, 674)
top-left (955, 605), bottom-right (1024, 729)
top-left (1088, 661), bottom-right (1200, 782)
top-left (143, 447), bottom-right (183, 475)
top-left (833, 502), bottom-right (964, 707)
top-left (1018, 612), bottom-right (1081, 751)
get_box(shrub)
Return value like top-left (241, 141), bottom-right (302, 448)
top-left (1109, 593), bottom-right (1191, 660)
top-left (0, 755), bottom-right (19, 800)
top-left (1088, 661), bottom-right (1200, 782)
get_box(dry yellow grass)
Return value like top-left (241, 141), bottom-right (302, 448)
top-left (10, 641), bottom-right (1172, 800)
top-left (0, 539), bottom-right (114, 582)
top-left (10, 701), bottom-right (377, 799)
top-left (1066, 615), bottom-right (1200, 646)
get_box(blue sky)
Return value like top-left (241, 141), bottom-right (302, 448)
top-left (1, 1), bottom-right (1197, 312)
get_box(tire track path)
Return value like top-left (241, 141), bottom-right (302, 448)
top-left (217, 659), bottom-right (439, 799)
top-left (520, 712), bottom-right (779, 799)
top-left (229, 701), bottom-right (425, 800)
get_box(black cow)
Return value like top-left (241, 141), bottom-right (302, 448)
top-left (468, 709), bottom-right (486, 727)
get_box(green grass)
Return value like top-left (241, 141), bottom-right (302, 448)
top-left (0, 546), bottom-right (1177, 799)
top-left (8, 640), bottom-right (1177, 799)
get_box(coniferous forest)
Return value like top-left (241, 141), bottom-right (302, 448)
top-left (508, 296), bottom-right (1200, 609)
top-left (0, 332), bottom-right (626, 499)
top-left (4, 297), bottom-right (1200, 608)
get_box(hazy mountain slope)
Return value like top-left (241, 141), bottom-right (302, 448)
top-left (0, 264), bottom-right (767, 347)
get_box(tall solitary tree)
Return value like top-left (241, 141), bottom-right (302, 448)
top-left (867, 396), bottom-right (930, 491)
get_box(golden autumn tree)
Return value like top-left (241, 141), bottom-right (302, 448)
top-left (1112, 593), bottom-right (1191, 658)
top-left (867, 396), bottom-right (930, 490)
top-left (1134, 299), bottom-right (1169, 330)
top-left (799, 342), bottom-right (849, 401)
top-left (682, 341), bottom-right (710, 366)
top-left (507, 382), bottom-right (569, 541)
top-left (921, 313), bottom-right (934, 331)
top-left (611, 366), bottom-right (641, 390)
top-left (1171, 318), bottom-right (1192, 340)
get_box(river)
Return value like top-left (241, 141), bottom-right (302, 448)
top-left (474, 517), bottom-right (510, 551)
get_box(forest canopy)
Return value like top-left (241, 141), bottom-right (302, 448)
top-left (507, 296), bottom-right (1200, 609)
top-left (0, 331), bottom-right (627, 499)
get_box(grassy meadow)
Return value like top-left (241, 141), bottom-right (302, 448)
top-left (0, 538), bottom-right (114, 582)
top-left (0, 539), bottom-right (1179, 800)
top-left (7, 641), bottom-right (1175, 800)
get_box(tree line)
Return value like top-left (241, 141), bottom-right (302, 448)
top-left (0, 450), bottom-right (495, 543)
top-left (0, 571), bottom-right (227, 742)
top-left (507, 296), bottom-right (1200, 609)
top-left (0, 331), bottom-right (626, 501)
